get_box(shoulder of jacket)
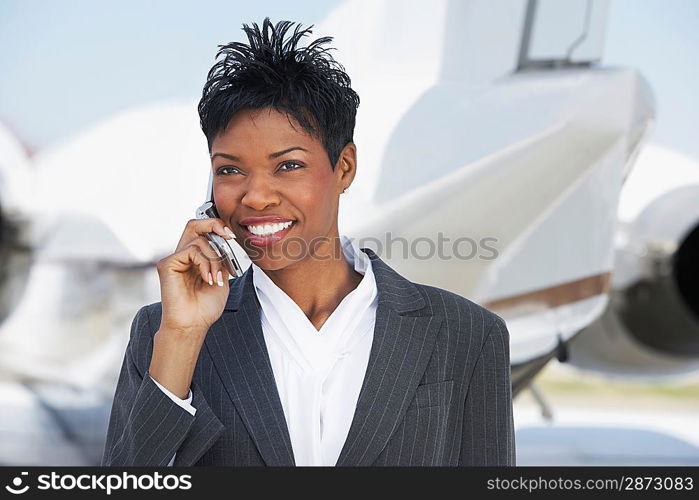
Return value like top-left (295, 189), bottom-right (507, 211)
top-left (141, 301), bottom-right (163, 324)
top-left (413, 282), bottom-right (505, 334)
top-left (132, 301), bottom-right (161, 326)
top-left (129, 302), bottom-right (163, 346)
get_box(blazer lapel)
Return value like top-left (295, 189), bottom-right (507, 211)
top-left (204, 267), bottom-right (296, 466)
top-left (335, 247), bottom-right (443, 466)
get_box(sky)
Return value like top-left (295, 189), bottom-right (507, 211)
top-left (602, 0), bottom-right (699, 161)
top-left (1, 0), bottom-right (698, 160)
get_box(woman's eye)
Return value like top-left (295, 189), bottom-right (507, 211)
top-left (278, 161), bottom-right (304, 172)
top-left (216, 166), bottom-right (240, 175)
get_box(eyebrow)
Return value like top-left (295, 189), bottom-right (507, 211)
top-left (210, 146), bottom-right (309, 162)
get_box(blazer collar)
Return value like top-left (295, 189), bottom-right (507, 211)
top-left (206, 247), bottom-right (442, 466)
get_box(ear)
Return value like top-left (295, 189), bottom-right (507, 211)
top-left (335, 142), bottom-right (357, 194)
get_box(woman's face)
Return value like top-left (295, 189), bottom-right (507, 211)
top-left (210, 107), bottom-right (354, 270)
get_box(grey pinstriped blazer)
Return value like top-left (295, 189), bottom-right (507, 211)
top-left (101, 247), bottom-right (516, 466)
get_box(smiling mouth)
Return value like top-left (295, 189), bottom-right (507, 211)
top-left (243, 220), bottom-right (296, 236)
top-left (239, 220), bottom-right (297, 245)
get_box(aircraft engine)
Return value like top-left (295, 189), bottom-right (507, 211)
top-left (0, 122), bottom-right (33, 324)
top-left (568, 145), bottom-right (699, 377)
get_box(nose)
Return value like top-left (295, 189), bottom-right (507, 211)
top-left (240, 174), bottom-right (281, 211)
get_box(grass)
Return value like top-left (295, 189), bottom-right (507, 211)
top-left (519, 361), bottom-right (699, 410)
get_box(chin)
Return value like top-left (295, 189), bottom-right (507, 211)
top-left (250, 256), bottom-right (299, 272)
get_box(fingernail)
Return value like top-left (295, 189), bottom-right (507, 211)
top-left (208, 272), bottom-right (214, 286)
top-left (217, 270), bottom-right (223, 286)
top-left (224, 227), bottom-right (235, 239)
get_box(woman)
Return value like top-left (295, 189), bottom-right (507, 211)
top-left (102, 17), bottom-right (515, 467)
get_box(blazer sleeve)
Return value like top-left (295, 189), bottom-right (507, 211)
top-left (458, 315), bottom-right (516, 466)
top-left (101, 304), bottom-right (226, 466)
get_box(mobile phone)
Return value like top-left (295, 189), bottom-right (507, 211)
top-left (195, 171), bottom-right (244, 279)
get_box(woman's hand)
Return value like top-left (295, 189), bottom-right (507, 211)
top-left (156, 218), bottom-right (236, 336)
top-left (148, 218), bottom-right (237, 399)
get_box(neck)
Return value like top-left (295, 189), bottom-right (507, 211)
top-left (259, 234), bottom-right (364, 330)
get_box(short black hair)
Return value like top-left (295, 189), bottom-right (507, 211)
top-left (198, 17), bottom-right (360, 170)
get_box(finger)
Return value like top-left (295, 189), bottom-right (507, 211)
top-left (162, 243), bottom-right (213, 286)
top-left (176, 218), bottom-right (235, 253)
top-left (203, 238), bottom-right (226, 287)
top-left (186, 237), bottom-right (227, 287)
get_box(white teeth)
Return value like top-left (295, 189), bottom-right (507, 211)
top-left (246, 220), bottom-right (294, 236)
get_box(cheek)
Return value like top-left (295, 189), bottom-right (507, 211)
top-left (213, 184), bottom-right (238, 212)
top-left (297, 178), bottom-right (336, 214)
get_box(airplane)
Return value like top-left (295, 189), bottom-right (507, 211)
top-left (1, 0), bottom-right (692, 465)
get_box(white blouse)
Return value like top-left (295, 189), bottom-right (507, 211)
top-left (155, 234), bottom-right (377, 466)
